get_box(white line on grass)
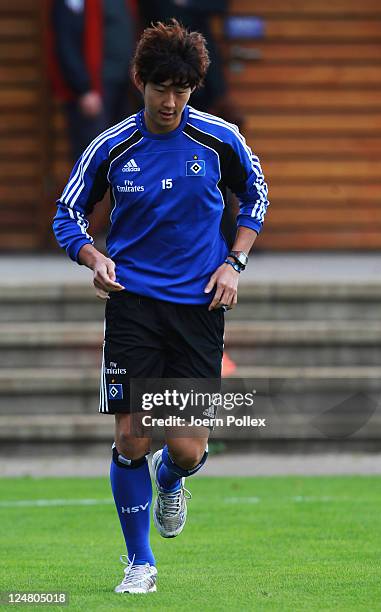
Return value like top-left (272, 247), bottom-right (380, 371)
top-left (0, 498), bottom-right (114, 508)
top-left (224, 497), bottom-right (261, 504)
top-left (0, 496), bottom-right (347, 509)
top-left (223, 496), bottom-right (346, 504)
top-left (291, 496), bottom-right (340, 503)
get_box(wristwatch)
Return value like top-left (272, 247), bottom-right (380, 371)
top-left (228, 250), bottom-right (248, 271)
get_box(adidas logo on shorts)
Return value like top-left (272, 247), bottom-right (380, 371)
top-left (202, 405), bottom-right (216, 418)
top-left (122, 158), bottom-right (140, 172)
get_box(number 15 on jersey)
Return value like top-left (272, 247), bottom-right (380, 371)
top-left (161, 179), bottom-right (173, 190)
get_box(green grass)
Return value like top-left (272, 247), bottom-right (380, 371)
top-left (0, 476), bottom-right (381, 611)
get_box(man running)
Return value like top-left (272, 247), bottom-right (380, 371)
top-left (53, 19), bottom-right (269, 594)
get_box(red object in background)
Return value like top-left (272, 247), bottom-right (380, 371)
top-left (222, 351), bottom-right (237, 377)
top-left (46, 0), bottom-right (137, 101)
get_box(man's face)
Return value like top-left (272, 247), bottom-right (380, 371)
top-left (137, 78), bottom-right (193, 134)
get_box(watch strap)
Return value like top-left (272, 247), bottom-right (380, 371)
top-left (224, 258), bottom-right (241, 273)
top-left (228, 252), bottom-right (247, 271)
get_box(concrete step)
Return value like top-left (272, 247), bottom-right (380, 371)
top-left (3, 320), bottom-right (381, 344)
top-left (1, 283), bottom-right (381, 321)
top-left (225, 321), bottom-right (381, 344)
top-left (1, 367), bottom-right (380, 441)
top-left (0, 414), bottom-right (113, 441)
top-left (0, 285), bottom-right (104, 322)
top-left (1, 366), bottom-right (380, 418)
top-left (0, 321), bottom-right (103, 367)
top-left (235, 283), bottom-right (381, 322)
top-left (225, 321), bottom-right (381, 366)
top-left (1, 256), bottom-right (379, 443)
top-left (229, 347), bottom-right (381, 368)
top-left (0, 320), bottom-right (380, 367)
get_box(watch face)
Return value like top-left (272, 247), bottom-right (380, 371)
top-left (232, 251), bottom-right (248, 266)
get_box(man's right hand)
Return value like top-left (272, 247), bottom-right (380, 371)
top-left (79, 91), bottom-right (103, 117)
top-left (78, 244), bottom-right (125, 300)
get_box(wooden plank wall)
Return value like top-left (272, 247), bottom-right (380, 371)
top-left (0, 0), bottom-right (50, 250)
top-left (1, 0), bottom-right (380, 250)
top-left (226, 0), bottom-right (381, 249)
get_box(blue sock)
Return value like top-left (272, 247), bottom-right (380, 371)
top-left (110, 444), bottom-right (155, 566)
top-left (157, 444), bottom-right (209, 491)
top-left (157, 449), bottom-right (181, 491)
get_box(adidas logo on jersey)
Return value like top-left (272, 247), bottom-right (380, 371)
top-left (122, 158), bottom-right (140, 172)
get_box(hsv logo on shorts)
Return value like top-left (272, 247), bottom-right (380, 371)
top-left (108, 383), bottom-right (123, 400)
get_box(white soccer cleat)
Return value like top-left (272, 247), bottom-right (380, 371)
top-left (114, 555), bottom-right (157, 594)
top-left (152, 449), bottom-right (191, 538)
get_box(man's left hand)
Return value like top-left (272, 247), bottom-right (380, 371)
top-left (204, 262), bottom-right (239, 311)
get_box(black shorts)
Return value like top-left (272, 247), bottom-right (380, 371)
top-left (99, 290), bottom-right (224, 415)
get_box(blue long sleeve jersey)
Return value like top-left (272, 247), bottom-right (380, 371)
top-left (53, 105), bottom-right (269, 304)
